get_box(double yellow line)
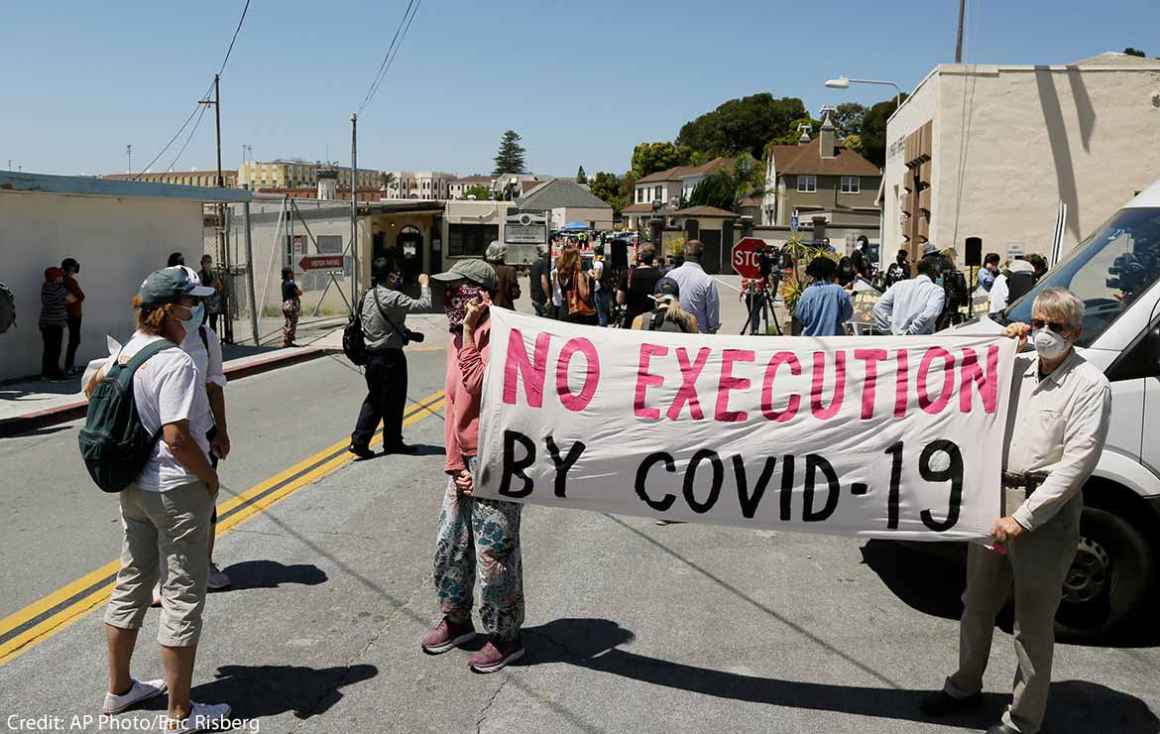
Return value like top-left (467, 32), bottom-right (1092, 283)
top-left (0, 390), bottom-right (446, 665)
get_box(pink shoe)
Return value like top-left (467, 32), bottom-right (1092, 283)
top-left (420, 617), bottom-right (476, 655)
top-left (468, 637), bottom-right (525, 673)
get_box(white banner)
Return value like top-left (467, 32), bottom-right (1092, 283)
top-left (476, 309), bottom-right (1018, 541)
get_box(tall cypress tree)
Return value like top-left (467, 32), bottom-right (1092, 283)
top-left (492, 130), bottom-right (528, 175)
top-left (576, 165), bottom-right (587, 183)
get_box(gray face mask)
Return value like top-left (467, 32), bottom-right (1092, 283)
top-left (1033, 328), bottom-right (1070, 360)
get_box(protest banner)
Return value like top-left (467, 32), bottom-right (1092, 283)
top-left (475, 309), bottom-right (1018, 540)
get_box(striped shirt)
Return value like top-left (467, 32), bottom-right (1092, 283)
top-left (39, 283), bottom-right (68, 327)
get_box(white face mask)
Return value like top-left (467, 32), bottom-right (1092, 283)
top-left (179, 304), bottom-right (203, 334)
top-left (1033, 327), bottom-right (1070, 361)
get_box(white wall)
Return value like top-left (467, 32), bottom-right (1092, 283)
top-left (0, 192), bottom-right (204, 380)
top-left (886, 63), bottom-right (1160, 261)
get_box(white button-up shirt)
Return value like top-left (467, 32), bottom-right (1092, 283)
top-left (872, 274), bottom-right (945, 335)
top-left (1006, 350), bottom-right (1112, 531)
top-left (665, 261), bottom-right (720, 333)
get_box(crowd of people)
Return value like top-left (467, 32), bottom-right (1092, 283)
top-left (76, 227), bottom-right (1099, 734)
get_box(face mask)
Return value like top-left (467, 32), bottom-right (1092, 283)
top-left (444, 284), bottom-right (482, 329)
top-left (1033, 328), bottom-right (1070, 360)
top-left (180, 304), bottom-right (204, 333)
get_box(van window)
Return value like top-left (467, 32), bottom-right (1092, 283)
top-left (1006, 207), bottom-right (1160, 347)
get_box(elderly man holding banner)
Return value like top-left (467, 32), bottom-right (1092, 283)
top-left (922, 287), bottom-right (1112, 734)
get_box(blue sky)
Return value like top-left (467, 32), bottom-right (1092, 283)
top-left (2, 0), bottom-right (1156, 178)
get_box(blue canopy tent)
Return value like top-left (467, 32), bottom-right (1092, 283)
top-left (560, 221), bottom-right (588, 232)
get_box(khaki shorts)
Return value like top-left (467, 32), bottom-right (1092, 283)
top-left (104, 480), bottom-right (214, 647)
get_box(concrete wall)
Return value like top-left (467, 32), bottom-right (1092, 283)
top-left (0, 191), bottom-right (204, 380)
top-left (885, 63), bottom-right (1160, 261)
top-left (549, 207), bottom-right (614, 231)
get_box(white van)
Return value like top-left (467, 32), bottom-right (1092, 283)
top-left (964, 180), bottom-right (1160, 640)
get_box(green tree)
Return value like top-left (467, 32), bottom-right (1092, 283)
top-left (687, 170), bottom-right (738, 211)
top-left (630, 142), bottom-right (691, 178)
top-left (860, 94), bottom-right (908, 168)
top-left (589, 171), bottom-right (625, 212)
top-left (379, 171), bottom-right (395, 191)
top-left (492, 130), bottom-right (527, 175)
top-left (676, 93), bottom-right (808, 159)
top-left (576, 165), bottom-right (587, 184)
top-left (732, 153), bottom-right (764, 198)
top-left (769, 116), bottom-right (821, 146)
top-left (843, 133), bottom-right (864, 152)
top-left (829, 102), bottom-right (866, 136)
top-left (464, 184), bottom-right (491, 200)
top-left (1124, 47), bottom-right (1147, 57)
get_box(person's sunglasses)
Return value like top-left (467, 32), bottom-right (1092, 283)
top-left (1031, 318), bottom-right (1068, 333)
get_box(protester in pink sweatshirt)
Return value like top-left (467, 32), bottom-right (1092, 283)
top-left (421, 258), bottom-right (526, 674)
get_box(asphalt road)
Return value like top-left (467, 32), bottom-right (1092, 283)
top-left (2, 348), bottom-right (1159, 733)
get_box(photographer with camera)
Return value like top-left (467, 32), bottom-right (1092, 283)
top-left (348, 258), bottom-right (430, 459)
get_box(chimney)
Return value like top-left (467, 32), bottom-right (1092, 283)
top-left (819, 111), bottom-right (836, 159)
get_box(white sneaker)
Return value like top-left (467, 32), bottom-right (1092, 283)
top-left (102, 678), bottom-right (168, 715)
top-left (207, 564), bottom-right (231, 591)
top-left (167, 702), bottom-right (232, 732)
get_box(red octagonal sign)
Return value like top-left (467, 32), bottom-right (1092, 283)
top-left (731, 237), bottom-right (770, 279)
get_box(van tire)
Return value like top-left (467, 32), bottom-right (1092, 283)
top-left (1055, 507), bottom-right (1154, 642)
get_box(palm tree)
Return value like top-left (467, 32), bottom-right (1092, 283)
top-left (379, 171), bottom-right (396, 193)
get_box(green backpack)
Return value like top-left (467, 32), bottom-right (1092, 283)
top-left (78, 339), bottom-right (175, 493)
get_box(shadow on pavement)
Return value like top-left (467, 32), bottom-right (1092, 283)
top-left (521, 618), bottom-right (1158, 732)
top-left (393, 443), bottom-right (443, 457)
top-left (860, 539), bottom-right (1160, 648)
top-left (158, 664), bottom-right (379, 720)
top-left (216, 560), bottom-right (328, 591)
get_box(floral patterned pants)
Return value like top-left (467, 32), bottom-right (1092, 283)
top-left (433, 458), bottom-right (524, 641)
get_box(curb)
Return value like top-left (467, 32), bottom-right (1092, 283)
top-left (0, 346), bottom-right (335, 438)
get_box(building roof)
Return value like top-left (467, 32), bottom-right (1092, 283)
top-left (1072, 51), bottom-right (1160, 67)
top-left (636, 157), bottom-right (734, 184)
top-left (621, 202), bottom-right (656, 214)
top-left (518, 177), bottom-right (611, 210)
top-left (736, 195), bottom-right (763, 208)
top-left (771, 141), bottom-right (880, 177)
top-left (672, 205), bottom-right (739, 218)
top-left (452, 175), bottom-right (493, 185)
top-left (1, 170), bottom-right (252, 203)
top-left (105, 170), bottom-right (236, 180)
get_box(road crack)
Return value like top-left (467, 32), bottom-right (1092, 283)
top-left (476, 676), bottom-right (509, 734)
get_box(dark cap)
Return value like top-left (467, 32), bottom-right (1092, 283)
top-left (432, 259), bottom-right (497, 291)
top-left (138, 266), bottom-right (214, 306)
top-left (648, 276), bottom-right (681, 304)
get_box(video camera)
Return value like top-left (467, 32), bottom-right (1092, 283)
top-left (1106, 252), bottom-right (1147, 293)
top-left (758, 244), bottom-right (786, 280)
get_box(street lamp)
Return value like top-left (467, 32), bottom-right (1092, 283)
top-left (825, 75), bottom-right (902, 110)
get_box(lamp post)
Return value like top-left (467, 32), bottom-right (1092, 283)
top-left (824, 75), bottom-right (902, 111)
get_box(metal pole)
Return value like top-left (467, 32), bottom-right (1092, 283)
top-left (243, 201), bottom-right (260, 347)
top-left (350, 113), bottom-right (359, 312)
top-left (954, 0), bottom-right (966, 63)
top-left (214, 75), bottom-right (224, 188)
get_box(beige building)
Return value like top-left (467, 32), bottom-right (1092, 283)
top-left (517, 178), bottom-right (614, 231)
top-left (105, 169), bottom-right (238, 188)
top-left (447, 175), bottom-right (493, 199)
top-left (622, 158), bottom-right (733, 231)
top-left (237, 160), bottom-right (382, 191)
top-left (883, 52), bottom-right (1160, 263)
top-left (762, 112), bottom-right (882, 230)
top-left (382, 171), bottom-right (455, 200)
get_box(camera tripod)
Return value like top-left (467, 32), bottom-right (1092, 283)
top-left (740, 280), bottom-right (783, 336)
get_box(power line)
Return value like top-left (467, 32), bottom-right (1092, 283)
top-left (131, 0), bottom-right (251, 179)
top-left (357, 0), bottom-right (423, 114)
top-left (217, 0), bottom-right (252, 77)
top-left (166, 102), bottom-right (210, 172)
top-left (133, 79), bottom-right (215, 178)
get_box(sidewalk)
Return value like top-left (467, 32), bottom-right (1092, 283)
top-left (0, 340), bottom-right (335, 438)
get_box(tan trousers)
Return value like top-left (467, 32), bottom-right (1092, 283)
top-left (944, 492), bottom-right (1081, 734)
top-left (104, 481), bottom-right (214, 647)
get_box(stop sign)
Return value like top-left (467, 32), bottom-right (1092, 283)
top-left (731, 237), bottom-right (769, 279)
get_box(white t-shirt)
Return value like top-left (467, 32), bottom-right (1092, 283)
top-left (180, 324), bottom-right (226, 389)
top-left (592, 259), bottom-right (605, 292)
top-left (118, 332), bottom-right (213, 492)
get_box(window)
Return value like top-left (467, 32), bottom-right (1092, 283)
top-left (797, 175), bottom-right (817, 193)
top-left (841, 176), bottom-right (860, 194)
top-left (654, 185), bottom-right (663, 202)
top-left (1007, 206), bottom-right (1160, 348)
top-left (636, 188), bottom-right (643, 203)
top-left (448, 223), bottom-right (499, 257)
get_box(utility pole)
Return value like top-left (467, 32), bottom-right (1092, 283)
top-left (200, 74), bottom-right (233, 342)
top-left (349, 113), bottom-right (359, 310)
top-left (954, 0), bottom-right (966, 63)
top-left (126, 145), bottom-right (132, 173)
